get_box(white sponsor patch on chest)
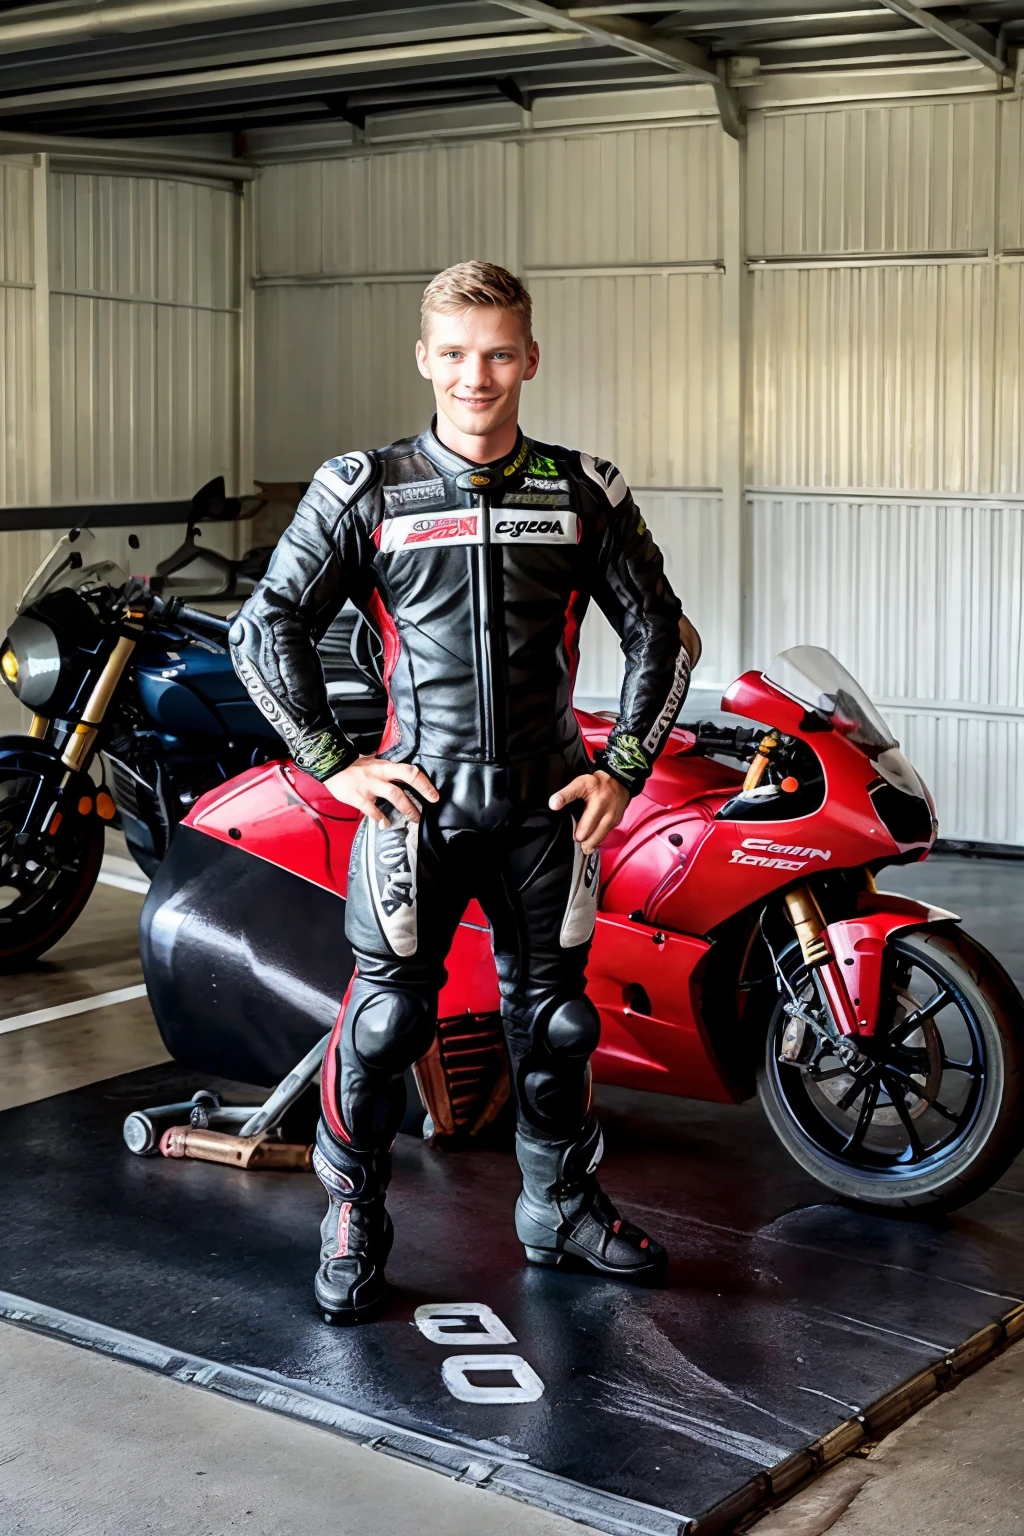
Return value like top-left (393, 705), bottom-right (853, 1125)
top-left (492, 510), bottom-right (578, 544)
top-left (380, 509), bottom-right (481, 551)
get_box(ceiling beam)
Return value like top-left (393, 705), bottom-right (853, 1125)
top-left (0, 30), bottom-right (579, 116)
top-left (493, 0), bottom-right (744, 136)
top-left (872, 0), bottom-right (1008, 78)
top-left (0, 0), bottom-right (342, 55)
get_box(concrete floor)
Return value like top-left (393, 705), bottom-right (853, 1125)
top-left (0, 845), bottom-right (1023, 1535)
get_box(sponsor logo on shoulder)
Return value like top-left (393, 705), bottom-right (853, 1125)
top-left (492, 510), bottom-right (578, 544)
top-left (314, 450), bottom-right (373, 502)
top-left (523, 476), bottom-right (569, 492)
top-left (332, 454), bottom-right (365, 484)
top-left (383, 478), bottom-right (446, 511)
top-left (730, 838), bottom-right (833, 872)
top-left (526, 452), bottom-right (561, 478)
top-left (380, 508), bottom-right (480, 552)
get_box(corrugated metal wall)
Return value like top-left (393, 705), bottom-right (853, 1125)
top-left (749, 95), bottom-right (1024, 842)
top-left (48, 171), bottom-right (241, 504)
top-left (0, 158), bottom-right (39, 510)
top-left (0, 161), bottom-right (245, 734)
top-left (246, 97), bottom-right (1024, 844)
top-left (252, 125), bottom-right (731, 704)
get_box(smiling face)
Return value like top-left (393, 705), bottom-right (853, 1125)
top-left (415, 304), bottom-right (540, 456)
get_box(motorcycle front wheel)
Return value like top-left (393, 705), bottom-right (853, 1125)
top-left (757, 928), bottom-right (1024, 1213)
top-left (0, 767), bottom-right (104, 972)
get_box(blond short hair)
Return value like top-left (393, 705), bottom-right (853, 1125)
top-left (420, 261), bottom-right (532, 340)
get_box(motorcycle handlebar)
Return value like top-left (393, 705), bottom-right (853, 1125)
top-left (680, 721), bottom-right (763, 759)
top-left (149, 593), bottom-right (232, 637)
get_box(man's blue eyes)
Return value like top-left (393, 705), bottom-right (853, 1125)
top-left (442, 352), bottom-right (512, 361)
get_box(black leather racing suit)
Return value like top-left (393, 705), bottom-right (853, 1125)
top-left (230, 421), bottom-right (692, 1311)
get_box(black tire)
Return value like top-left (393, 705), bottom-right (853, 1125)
top-left (757, 928), bottom-right (1024, 1213)
top-left (0, 769), bottom-right (104, 971)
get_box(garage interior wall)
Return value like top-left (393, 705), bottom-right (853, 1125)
top-left (253, 94), bottom-right (1024, 847)
top-left (0, 154), bottom-right (245, 732)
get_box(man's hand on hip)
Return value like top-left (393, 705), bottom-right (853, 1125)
top-left (549, 770), bottom-right (630, 855)
top-left (323, 758), bottom-right (439, 825)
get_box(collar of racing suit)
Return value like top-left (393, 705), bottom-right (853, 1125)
top-left (414, 417), bottom-right (530, 489)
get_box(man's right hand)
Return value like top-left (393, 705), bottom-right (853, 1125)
top-left (322, 757), bottom-right (439, 825)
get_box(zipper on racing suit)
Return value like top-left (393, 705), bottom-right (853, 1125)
top-left (475, 490), bottom-right (498, 761)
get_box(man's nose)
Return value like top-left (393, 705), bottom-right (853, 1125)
top-left (461, 352), bottom-right (490, 389)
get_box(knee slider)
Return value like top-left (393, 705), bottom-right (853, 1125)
top-left (351, 988), bottom-right (432, 1071)
top-left (544, 995), bottom-right (600, 1059)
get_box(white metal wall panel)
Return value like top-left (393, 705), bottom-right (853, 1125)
top-left (883, 710), bottom-right (1024, 847)
top-left (49, 172), bottom-right (239, 307)
top-left (748, 494), bottom-right (1024, 842)
top-left (257, 141), bottom-right (520, 278)
top-left (999, 99), bottom-right (1024, 252)
top-left (50, 294), bottom-right (239, 503)
top-left (747, 100), bottom-right (994, 256)
top-left (255, 282), bottom-right (432, 479)
top-left (524, 272), bottom-right (720, 489)
top-left (995, 264), bottom-right (1024, 494)
top-left (575, 493), bottom-right (728, 702)
top-left (523, 126), bottom-right (720, 268)
top-left (749, 263), bottom-right (1001, 493)
top-left (47, 171), bottom-right (241, 503)
top-left (0, 161), bottom-right (38, 509)
top-left (1, 288), bottom-right (36, 509)
top-left (0, 161), bottom-right (33, 286)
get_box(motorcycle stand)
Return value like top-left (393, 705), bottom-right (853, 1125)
top-left (122, 1035), bottom-right (329, 1172)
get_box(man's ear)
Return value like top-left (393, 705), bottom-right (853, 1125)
top-left (415, 338), bottom-right (431, 380)
top-left (523, 338), bottom-right (540, 382)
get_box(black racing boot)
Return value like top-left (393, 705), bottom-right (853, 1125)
top-left (515, 1116), bottom-right (666, 1280)
top-left (312, 1133), bottom-right (393, 1325)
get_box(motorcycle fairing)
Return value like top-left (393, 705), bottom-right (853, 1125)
top-left (817, 892), bottom-right (961, 1039)
top-left (172, 748), bottom-right (729, 1097)
top-left (141, 824), bottom-right (353, 1086)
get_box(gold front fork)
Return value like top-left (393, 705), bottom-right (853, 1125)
top-left (784, 884), bottom-right (829, 968)
top-left (60, 635), bottom-right (136, 772)
top-left (27, 714), bottom-right (48, 739)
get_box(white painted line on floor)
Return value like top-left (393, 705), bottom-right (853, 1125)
top-left (98, 854), bottom-right (151, 895)
top-left (0, 983), bottom-right (149, 1037)
top-left (98, 871), bottom-right (151, 894)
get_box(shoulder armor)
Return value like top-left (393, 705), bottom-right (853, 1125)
top-left (313, 450), bottom-right (377, 504)
top-left (579, 452), bottom-right (628, 510)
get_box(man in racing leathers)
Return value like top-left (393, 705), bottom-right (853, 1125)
top-left (230, 261), bottom-right (700, 1323)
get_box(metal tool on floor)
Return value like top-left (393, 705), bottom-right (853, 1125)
top-left (122, 1034), bottom-right (329, 1171)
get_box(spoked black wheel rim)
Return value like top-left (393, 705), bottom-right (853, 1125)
top-left (767, 939), bottom-right (987, 1183)
top-left (0, 769), bottom-right (99, 952)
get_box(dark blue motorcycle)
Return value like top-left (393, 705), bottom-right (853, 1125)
top-left (0, 482), bottom-right (385, 970)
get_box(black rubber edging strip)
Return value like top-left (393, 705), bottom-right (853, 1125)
top-left (692, 1299), bottom-right (1024, 1534)
top-left (0, 1289), bottom-right (690, 1536)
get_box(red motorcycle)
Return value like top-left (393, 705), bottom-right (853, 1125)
top-left (141, 646), bottom-right (1024, 1213)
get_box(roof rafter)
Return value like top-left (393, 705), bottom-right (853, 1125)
top-left (0, 29), bottom-right (579, 115)
top-left (872, 0), bottom-right (1008, 77)
top-left (492, 0), bottom-right (744, 136)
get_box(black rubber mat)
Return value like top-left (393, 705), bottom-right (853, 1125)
top-left (2, 1059), bottom-right (1024, 1535)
